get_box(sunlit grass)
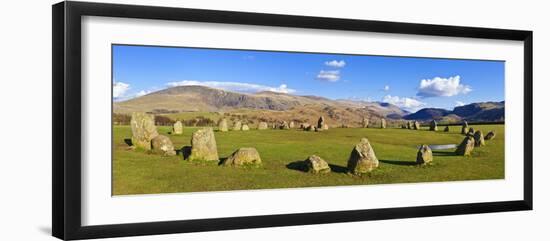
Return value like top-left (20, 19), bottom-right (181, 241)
top-left (112, 124), bottom-right (504, 195)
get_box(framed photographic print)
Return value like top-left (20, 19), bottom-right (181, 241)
top-left (52, 1), bottom-right (533, 240)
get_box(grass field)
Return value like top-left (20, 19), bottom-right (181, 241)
top-left (112, 124), bottom-right (504, 195)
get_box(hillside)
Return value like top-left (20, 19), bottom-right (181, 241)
top-left (113, 85), bottom-right (408, 127)
top-left (403, 108), bottom-right (451, 120)
top-left (404, 101), bottom-right (505, 122)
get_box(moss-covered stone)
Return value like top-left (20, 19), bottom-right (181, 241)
top-left (305, 155), bottom-right (331, 174)
top-left (130, 112), bottom-right (158, 150)
top-left (416, 144), bottom-right (433, 165)
top-left (188, 128), bottom-right (219, 162)
top-left (151, 135), bottom-right (176, 156)
top-left (222, 147), bottom-right (262, 167)
top-left (347, 138), bottom-right (379, 174)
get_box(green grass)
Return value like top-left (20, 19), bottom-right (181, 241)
top-left (113, 124), bottom-right (504, 195)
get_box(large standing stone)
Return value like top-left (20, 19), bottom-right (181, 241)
top-left (222, 147), bottom-right (262, 167)
top-left (233, 121), bottom-right (242, 131)
top-left (416, 144), bottom-right (433, 165)
top-left (429, 120), bottom-right (438, 131)
top-left (380, 118), bottom-right (386, 129)
top-left (473, 130), bottom-right (485, 147)
top-left (461, 121), bottom-right (469, 135)
top-left (130, 112), bottom-right (159, 150)
top-left (407, 121), bottom-right (412, 129)
top-left (241, 124), bottom-right (250, 131)
top-left (218, 119), bottom-right (228, 132)
top-left (362, 117), bottom-right (369, 128)
top-left (188, 128), bottom-right (219, 162)
top-left (172, 121), bottom-right (183, 135)
top-left (304, 155), bottom-right (331, 174)
top-left (317, 116), bottom-right (325, 129)
top-left (413, 121), bottom-right (420, 130)
top-left (289, 121), bottom-right (295, 129)
top-left (485, 131), bottom-right (496, 140)
top-left (444, 126), bottom-right (450, 132)
top-left (258, 122), bottom-right (268, 130)
top-left (456, 136), bottom-right (475, 156)
top-left (347, 138), bottom-right (379, 174)
top-left (151, 135), bottom-right (176, 156)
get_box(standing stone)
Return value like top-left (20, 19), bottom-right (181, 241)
top-left (429, 120), bottom-right (438, 131)
top-left (467, 127), bottom-right (475, 136)
top-left (130, 112), bottom-right (159, 150)
top-left (151, 135), bottom-right (176, 156)
top-left (455, 136), bottom-right (475, 156)
top-left (407, 121), bottom-right (412, 129)
top-left (300, 123), bottom-right (311, 129)
top-left (272, 123), bottom-right (277, 129)
top-left (416, 144), bottom-right (433, 165)
top-left (444, 126), bottom-right (450, 132)
top-left (485, 131), bottom-right (496, 140)
top-left (362, 117), bottom-right (369, 128)
top-left (304, 155), bottom-right (331, 174)
top-left (222, 147), bottom-right (262, 167)
top-left (473, 130), bottom-right (485, 147)
top-left (322, 124), bottom-right (329, 130)
top-left (413, 121), bottom-right (420, 130)
top-left (258, 122), bottom-right (268, 130)
top-left (279, 121), bottom-right (290, 130)
top-left (188, 128), bottom-right (219, 162)
top-left (461, 121), bottom-right (469, 134)
top-left (233, 121), bottom-right (242, 131)
top-left (218, 119), bottom-right (228, 132)
top-left (401, 124), bottom-right (407, 129)
top-left (347, 138), bottom-right (379, 174)
top-left (241, 124), bottom-right (250, 131)
top-left (380, 118), bottom-right (386, 129)
top-left (289, 121), bottom-right (295, 129)
top-left (317, 116), bottom-right (325, 129)
top-left (172, 121), bottom-right (183, 135)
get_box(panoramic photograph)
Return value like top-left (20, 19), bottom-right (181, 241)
top-left (112, 44), bottom-right (505, 196)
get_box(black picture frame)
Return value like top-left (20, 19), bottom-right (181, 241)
top-left (52, 1), bottom-right (533, 240)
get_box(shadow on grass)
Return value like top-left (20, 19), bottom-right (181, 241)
top-left (379, 159), bottom-right (418, 166)
top-left (432, 151), bottom-right (457, 156)
top-left (286, 160), bottom-right (349, 174)
top-left (286, 160), bottom-right (308, 172)
top-left (123, 138), bottom-right (132, 146)
top-left (177, 146), bottom-right (192, 160)
top-left (328, 164), bottom-right (348, 174)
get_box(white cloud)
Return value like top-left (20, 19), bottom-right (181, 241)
top-left (455, 101), bottom-right (466, 107)
top-left (417, 75), bottom-right (472, 97)
top-left (324, 60), bottom-right (346, 68)
top-left (316, 70), bottom-right (341, 82)
top-left (382, 95), bottom-right (426, 112)
top-left (113, 81), bottom-right (130, 98)
top-left (136, 90), bottom-right (153, 97)
top-left (383, 85), bottom-right (390, 91)
top-left (166, 80), bottom-right (296, 94)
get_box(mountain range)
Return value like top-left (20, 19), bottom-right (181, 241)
top-left (114, 85), bottom-right (504, 125)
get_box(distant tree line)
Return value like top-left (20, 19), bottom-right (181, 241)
top-left (112, 113), bottom-right (215, 127)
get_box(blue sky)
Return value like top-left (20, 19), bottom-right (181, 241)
top-left (112, 44), bottom-right (504, 112)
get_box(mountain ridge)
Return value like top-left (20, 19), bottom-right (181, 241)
top-left (114, 85), bottom-right (504, 124)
